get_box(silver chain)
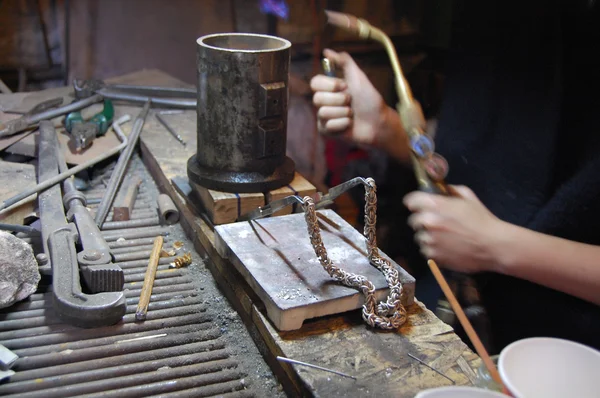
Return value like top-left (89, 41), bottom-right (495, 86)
top-left (301, 178), bottom-right (407, 329)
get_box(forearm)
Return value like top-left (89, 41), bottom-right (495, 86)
top-left (374, 105), bottom-right (412, 166)
top-left (492, 222), bottom-right (600, 306)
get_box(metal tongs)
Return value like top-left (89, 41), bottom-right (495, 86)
top-left (238, 177), bottom-right (370, 221)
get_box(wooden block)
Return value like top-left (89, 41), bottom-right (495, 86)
top-left (191, 183), bottom-right (264, 225)
top-left (265, 172), bottom-right (317, 216)
top-left (215, 210), bottom-right (416, 331)
top-left (112, 175), bottom-right (142, 221)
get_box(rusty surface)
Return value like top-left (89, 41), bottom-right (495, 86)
top-left (187, 33), bottom-right (295, 193)
top-left (112, 175), bottom-right (142, 221)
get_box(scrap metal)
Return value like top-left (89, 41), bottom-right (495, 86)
top-left (94, 101), bottom-right (151, 228)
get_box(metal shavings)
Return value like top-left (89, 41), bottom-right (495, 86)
top-left (160, 249), bottom-right (176, 257)
top-left (170, 252), bottom-right (192, 268)
top-left (173, 241), bottom-right (184, 250)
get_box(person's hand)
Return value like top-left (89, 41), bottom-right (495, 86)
top-left (310, 49), bottom-right (410, 162)
top-left (403, 185), bottom-right (505, 273)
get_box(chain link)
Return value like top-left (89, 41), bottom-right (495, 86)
top-left (301, 178), bottom-right (407, 330)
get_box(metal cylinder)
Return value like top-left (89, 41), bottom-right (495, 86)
top-left (187, 33), bottom-right (295, 193)
top-left (157, 194), bottom-right (180, 225)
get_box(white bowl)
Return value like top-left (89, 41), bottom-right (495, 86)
top-left (415, 386), bottom-right (508, 398)
top-left (498, 337), bottom-right (600, 398)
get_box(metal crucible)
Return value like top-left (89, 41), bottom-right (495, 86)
top-left (187, 33), bottom-right (295, 193)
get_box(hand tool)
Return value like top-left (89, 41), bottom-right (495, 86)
top-left (237, 176), bottom-right (366, 221)
top-left (37, 120), bottom-right (126, 327)
top-left (277, 356), bottom-right (357, 380)
top-left (95, 100), bottom-right (151, 228)
top-left (136, 236), bottom-right (164, 321)
top-left (0, 94), bottom-right (102, 138)
top-left (64, 99), bottom-right (114, 151)
top-left (73, 79), bottom-right (196, 109)
top-left (56, 137), bottom-right (125, 294)
top-left (0, 114), bottom-right (130, 213)
top-left (155, 112), bottom-right (186, 146)
top-left (324, 10), bottom-right (449, 194)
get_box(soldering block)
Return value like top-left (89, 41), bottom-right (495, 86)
top-left (215, 209), bottom-right (416, 331)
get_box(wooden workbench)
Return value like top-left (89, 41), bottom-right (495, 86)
top-left (0, 70), bottom-right (482, 397)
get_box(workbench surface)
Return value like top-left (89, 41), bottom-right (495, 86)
top-left (0, 70), bottom-right (482, 397)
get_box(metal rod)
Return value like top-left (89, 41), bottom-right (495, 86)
top-left (0, 223), bottom-right (40, 235)
top-left (407, 353), bottom-right (455, 384)
top-left (98, 89), bottom-right (196, 109)
top-left (0, 114), bottom-right (130, 212)
top-left (108, 237), bottom-right (159, 249)
top-left (155, 113), bottom-right (186, 146)
top-left (0, 350), bottom-right (231, 395)
top-left (95, 101), bottom-right (151, 227)
top-left (6, 339), bottom-right (223, 384)
top-left (276, 356), bottom-right (357, 380)
top-left (101, 226), bottom-right (170, 242)
top-left (2, 311), bottom-right (211, 351)
top-left (0, 94), bottom-right (103, 138)
top-left (136, 236), bottom-right (164, 321)
top-left (101, 217), bottom-right (160, 231)
top-left (12, 328), bottom-right (220, 372)
top-left (113, 256), bottom-right (175, 270)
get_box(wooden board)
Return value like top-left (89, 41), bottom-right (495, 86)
top-left (214, 209), bottom-right (416, 331)
top-left (266, 172), bottom-right (317, 216)
top-left (0, 160), bottom-right (36, 225)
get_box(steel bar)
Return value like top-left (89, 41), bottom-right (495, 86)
top-left (122, 264), bottom-right (172, 275)
top-left (155, 113), bottom-right (186, 146)
top-left (0, 353), bottom-right (232, 396)
top-left (124, 269), bottom-right (182, 283)
top-left (87, 194), bottom-right (151, 205)
top-left (123, 284), bottom-right (196, 299)
top-left (276, 356), bottom-right (357, 380)
top-left (136, 236), bottom-right (164, 321)
top-left (98, 89), bottom-right (196, 109)
top-left (102, 226), bottom-right (170, 241)
top-left (0, 115), bottom-right (131, 212)
top-left (113, 257), bottom-right (175, 269)
top-left (82, 369), bottom-right (245, 398)
top-left (0, 94), bottom-right (103, 138)
top-left (7, 340), bottom-right (223, 384)
top-left (14, 323), bottom-right (207, 358)
top-left (110, 244), bottom-right (155, 255)
top-left (112, 175), bottom-right (143, 221)
top-left (128, 276), bottom-right (188, 288)
top-left (109, 84), bottom-right (197, 98)
top-left (107, 210), bottom-right (158, 222)
top-left (1, 312), bottom-right (209, 350)
top-left (13, 328), bottom-right (220, 371)
top-left (124, 289), bottom-right (198, 305)
top-left (101, 217), bottom-right (160, 231)
top-left (95, 101), bottom-right (151, 228)
top-left (114, 249), bottom-right (161, 262)
top-left (158, 388), bottom-right (253, 398)
top-left (8, 360), bottom-right (240, 398)
top-left (108, 237), bottom-right (161, 249)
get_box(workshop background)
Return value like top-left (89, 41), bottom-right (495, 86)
top-left (0, 0), bottom-right (451, 272)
